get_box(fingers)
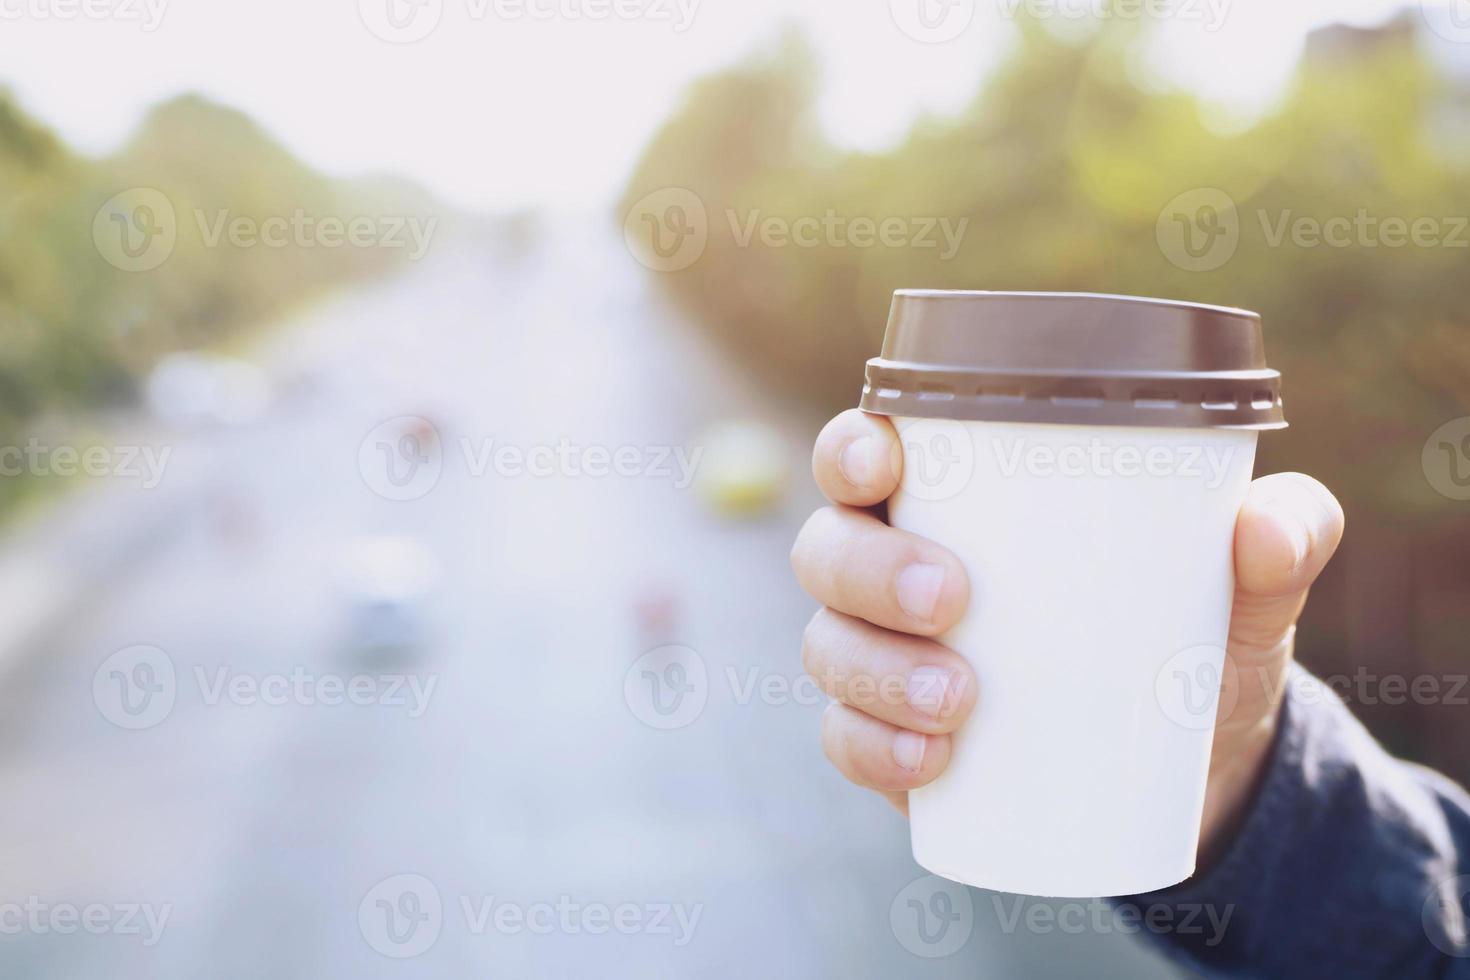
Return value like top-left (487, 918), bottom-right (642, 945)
top-left (801, 609), bottom-right (976, 734)
top-left (812, 410), bottom-right (902, 508)
top-left (791, 506), bottom-right (970, 636)
top-left (821, 701), bottom-right (952, 793)
top-left (1229, 473), bottom-right (1346, 652)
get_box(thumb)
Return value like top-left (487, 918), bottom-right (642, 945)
top-left (1228, 472), bottom-right (1346, 655)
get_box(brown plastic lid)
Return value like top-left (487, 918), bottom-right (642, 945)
top-left (860, 291), bottom-right (1286, 429)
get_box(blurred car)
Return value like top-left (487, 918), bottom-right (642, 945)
top-left (145, 352), bottom-right (271, 428)
top-left (338, 535), bottom-right (440, 659)
top-left (694, 420), bottom-right (789, 517)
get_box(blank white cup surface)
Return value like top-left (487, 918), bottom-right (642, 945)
top-left (892, 417), bottom-right (1258, 898)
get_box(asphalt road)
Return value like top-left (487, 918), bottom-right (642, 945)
top-left (0, 231), bottom-right (1175, 979)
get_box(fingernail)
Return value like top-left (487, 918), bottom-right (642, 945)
top-left (907, 666), bottom-right (953, 719)
top-left (839, 437), bottom-right (875, 489)
top-left (896, 563), bottom-right (946, 624)
top-left (893, 731), bottom-right (927, 772)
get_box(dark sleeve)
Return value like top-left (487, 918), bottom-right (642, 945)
top-left (1115, 664), bottom-right (1470, 978)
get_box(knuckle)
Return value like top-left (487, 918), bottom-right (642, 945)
top-left (819, 702), bottom-right (845, 762)
top-left (800, 609), bottom-right (828, 677)
top-left (790, 508), bottom-right (834, 580)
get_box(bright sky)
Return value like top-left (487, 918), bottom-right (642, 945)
top-left (0, 0), bottom-right (1420, 211)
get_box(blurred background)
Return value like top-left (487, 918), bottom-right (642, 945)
top-left (1, 0), bottom-right (1468, 976)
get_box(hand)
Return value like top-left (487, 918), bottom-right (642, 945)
top-left (789, 409), bottom-right (1345, 864)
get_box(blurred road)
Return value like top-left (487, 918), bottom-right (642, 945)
top-left (0, 229), bottom-right (1173, 978)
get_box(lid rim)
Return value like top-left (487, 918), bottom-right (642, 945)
top-left (889, 289), bottom-right (1260, 321)
top-left (868, 290), bottom-right (1285, 430)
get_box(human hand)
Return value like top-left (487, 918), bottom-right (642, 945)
top-left (790, 409), bottom-right (1344, 863)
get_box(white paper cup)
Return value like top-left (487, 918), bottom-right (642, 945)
top-left (859, 291), bottom-right (1286, 897)
top-left (890, 418), bottom-right (1257, 897)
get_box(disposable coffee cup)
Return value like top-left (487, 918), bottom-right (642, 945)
top-left (860, 291), bottom-right (1286, 898)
